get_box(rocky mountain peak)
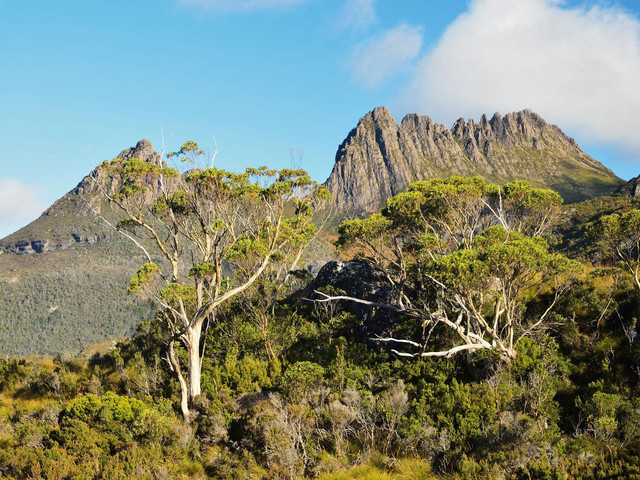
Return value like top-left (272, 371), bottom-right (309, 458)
top-left (400, 113), bottom-right (437, 133)
top-left (0, 139), bottom-right (165, 254)
top-left (450, 109), bottom-right (549, 142)
top-left (325, 107), bottom-right (623, 212)
top-left (369, 105), bottom-right (395, 122)
top-left (116, 139), bottom-right (163, 166)
top-left (355, 106), bottom-right (398, 135)
top-left (71, 139), bottom-right (163, 199)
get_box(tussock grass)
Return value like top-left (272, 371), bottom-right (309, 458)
top-left (317, 458), bottom-right (438, 480)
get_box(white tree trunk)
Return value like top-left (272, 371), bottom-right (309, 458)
top-left (187, 323), bottom-right (203, 402)
top-left (168, 340), bottom-right (190, 421)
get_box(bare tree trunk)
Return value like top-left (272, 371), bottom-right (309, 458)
top-left (168, 340), bottom-right (190, 421)
top-left (187, 322), bottom-right (203, 402)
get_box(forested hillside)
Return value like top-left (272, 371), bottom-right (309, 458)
top-left (3, 162), bottom-right (640, 479)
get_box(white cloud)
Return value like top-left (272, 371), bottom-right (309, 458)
top-left (179, 0), bottom-right (311, 11)
top-left (351, 23), bottom-right (424, 87)
top-left (0, 178), bottom-right (47, 223)
top-left (338, 0), bottom-right (377, 32)
top-left (399, 0), bottom-right (640, 156)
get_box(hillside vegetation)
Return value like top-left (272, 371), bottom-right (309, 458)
top-left (3, 167), bottom-right (640, 479)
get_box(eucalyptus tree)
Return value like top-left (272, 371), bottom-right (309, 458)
top-left (587, 210), bottom-right (640, 291)
top-left (326, 176), bottom-right (578, 360)
top-left (93, 142), bottom-right (328, 420)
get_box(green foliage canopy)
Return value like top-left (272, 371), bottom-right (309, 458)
top-left (336, 177), bottom-right (578, 359)
top-left (587, 209), bottom-right (640, 290)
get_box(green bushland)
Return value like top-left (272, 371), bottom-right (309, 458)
top-left (0, 203), bottom-right (155, 356)
top-left (3, 176), bottom-right (640, 479)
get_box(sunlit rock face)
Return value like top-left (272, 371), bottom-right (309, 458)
top-left (325, 107), bottom-right (622, 213)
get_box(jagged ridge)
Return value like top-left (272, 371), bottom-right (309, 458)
top-left (325, 107), bottom-right (623, 212)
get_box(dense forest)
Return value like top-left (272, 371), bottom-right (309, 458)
top-left (3, 151), bottom-right (640, 479)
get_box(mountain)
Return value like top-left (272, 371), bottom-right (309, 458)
top-left (0, 140), bottom-right (162, 256)
top-left (0, 140), bottom-right (159, 355)
top-left (0, 140), bottom-right (334, 356)
top-left (325, 107), bottom-right (623, 212)
top-left (0, 110), bottom-right (626, 355)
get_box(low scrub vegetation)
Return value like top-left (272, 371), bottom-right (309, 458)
top-left (4, 172), bottom-right (640, 479)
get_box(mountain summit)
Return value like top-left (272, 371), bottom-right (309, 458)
top-left (325, 107), bottom-right (623, 212)
top-left (0, 140), bottom-right (160, 256)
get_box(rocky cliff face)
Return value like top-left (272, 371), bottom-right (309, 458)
top-left (325, 107), bottom-right (623, 212)
top-left (72, 139), bottom-right (163, 198)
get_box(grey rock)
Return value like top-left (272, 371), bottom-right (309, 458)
top-left (325, 107), bottom-right (623, 213)
top-left (304, 260), bottom-right (327, 278)
top-left (73, 139), bottom-right (164, 197)
top-left (116, 139), bottom-right (163, 166)
top-left (306, 260), bottom-right (400, 341)
top-left (71, 233), bottom-right (107, 244)
top-left (6, 239), bottom-right (53, 255)
top-left (1, 232), bottom-right (108, 255)
top-left (613, 174), bottom-right (640, 198)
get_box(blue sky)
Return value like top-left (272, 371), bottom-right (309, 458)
top-left (1, 0), bottom-right (639, 238)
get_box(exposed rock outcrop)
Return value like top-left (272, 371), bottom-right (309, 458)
top-left (1, 233), bottom-right (107, 255)
top-left (306, 260), bottom-right (400, 342)
top-left (613, 174), bottom-right (640, 198)
top-left (73, 139), bottom-right (163, 197)
top-left (325, 107), bottom-right (623, 212)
